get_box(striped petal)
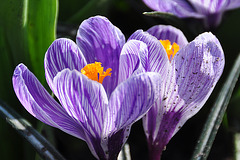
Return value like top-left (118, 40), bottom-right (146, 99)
top-left (189, 0), bottom-right (240, 14)
top-left (143, 32), bottom-right (225, 156)
top-left (129, 30), bottom-right (170, 78)
top-left (101, 72), bottom-right (162, 159)
top-left (147, 25), bottom-right (188, 48)
top-left (188, 0), bottom-right (240, 28)
top-left (44, 38), bottom-right (87, 90)
top-left (118, 40), bottom-right (148, 84)
top-left (52, 69), bottom-right (108, 140)
top-left (76, 16), bottom-right (125, 97)
top-left (169, 32), bottom-right (224, 133)
top-left (105, 72), bottom-right (162, 135)
top-left (12, 64), bottom-right (85, 140)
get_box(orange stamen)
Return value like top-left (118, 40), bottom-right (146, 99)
top-left (81, 62), bottom-right (112, 84)
top-left (160, 40), bottom-right (180, 61)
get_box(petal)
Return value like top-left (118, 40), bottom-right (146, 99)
top-left (169, 32), bottom-right (224, 132)
top-left (105, 72), bottom-right (162, 135)
top-left (147, 25), bottom-right (188, 48)
top-left (188, 0), bottom-right (240, 28)
top-left (12, 64), bottom-right (86, 140)
top-left (76, 16), bottom-right (126, 97)
top-left (143, 32), bottom-right (224, 154)
top-left (225, 0), bottom-right (240, 10)
top-left (44, 38), bottom-right (87, 90)
top-left (52, 69), bottom-right (108, 140)
top-left (118, 40), bottom-right (148, 84)
top-left (107, 126), bottom-right (131, 160)
top-left (189, 0), bottom-right (240, 14)
top-left (143, 0), bottom-right (203, 18)
top-left (129, 30), bottom-right (170, 78)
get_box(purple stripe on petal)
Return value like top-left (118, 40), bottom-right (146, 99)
top-left (45, 38), bottom-right (87, 90)
top-left (118, 40), bottom-right (148, 84)
top-left (147, 25), bottom-right (188, 48)
top-left (76, 16), bottom-right (126, 97)
top-left (143, 100), bottom-right (164, 142)
top-left (144, 110), bottom-right (181, 159)
top-left (129, 30), bottom-right (170, 78)
top-left (52, 69), bottom-right (108, 139)
top-left (105, 72), bottom-right (162, 134)
top-left (107, 126), bottom-right (131, 160)
top-left (13, 64), bottom-right (86, 140)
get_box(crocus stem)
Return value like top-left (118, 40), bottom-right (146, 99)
top-left (148, 142), bottom-right (163, 160)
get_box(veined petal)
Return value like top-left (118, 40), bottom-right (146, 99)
top-left (169, 32), bottom-right (224, 134)
top-left (45, 38), bottom-right (87, 90)
top-left (118, 40), bottom-right (148, 84)
top-left (143, 0), bottom-right (203, 18)
top-left (106, 126), bottom-right (131, 160)
top-left (189, 0), bottom-right (240, 14)
top-left (52, 69), bottom-right (108, 140)
top-left (143, 32), bottom-right (224, 157)
top-left (105, 72), bottom-right (162, 135)
top-left (129, 30), bottom-right (170, 78)
top-left (147, 25), bottom-right (188, 48)
top-left (76, 16), bottom-right (125, 97)
top-left (12, 64), bottom-right (86, 140)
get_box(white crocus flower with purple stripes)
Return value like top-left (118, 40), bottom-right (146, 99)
top-left (128, 25), bottom-right (225, 159)
top-left (12, 16), bottom-right (162, 160)
top-left (143, 0), bottom-right (240, 29)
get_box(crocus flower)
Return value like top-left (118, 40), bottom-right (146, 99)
top-left (128, 25), bottom-right (225, 159)
top-left (142, 0), bottom-right (240, 29)
top-left (12, 16), bottom-right (162, 160)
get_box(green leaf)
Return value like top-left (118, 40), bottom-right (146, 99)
top-left (26, 0), bottom-right (58, 82)
top-left (0, 1), bottom-right (57, 159)
top-left (191, 53), bottom-right (240, 160)
top-left (0, 0), bottom-right (57, 83)
top-left (143, 11), bottom-right (185, 27)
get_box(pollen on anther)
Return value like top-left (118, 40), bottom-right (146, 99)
top-left (160, 40), bottom-right (180, 61)
top-left (81, 62), bottom-right (112, 84)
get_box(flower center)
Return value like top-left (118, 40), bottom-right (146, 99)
top-left (160, 40), bottom-right (180, 61)
top-left (81, 62), bottom-right (112, 84)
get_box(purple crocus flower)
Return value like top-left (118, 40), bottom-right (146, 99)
top-left (12, 16), bottom-right (162, 160)
top-left (142, 0), bottom-right (240, 29)
top-left (128, 25), bottom-right (225, 159)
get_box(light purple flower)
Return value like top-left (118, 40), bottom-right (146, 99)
top-left (128, 25), bottom-right (225, 159)
top-left (12, 16), bottom-right (162, 160)
top-left (143, 0), bottom-right (240, 29)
